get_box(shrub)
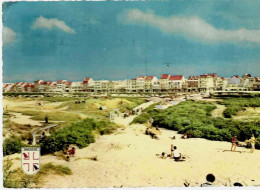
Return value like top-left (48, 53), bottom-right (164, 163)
top-left (40, 118), bottom-right (118, 154)
top-left (3, 136), bottom-right (23, 156)
top-left (131, 113), bottom-right (150, 124)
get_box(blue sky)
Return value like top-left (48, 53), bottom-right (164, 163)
top-left (2, 0), bottom-right (260, 82)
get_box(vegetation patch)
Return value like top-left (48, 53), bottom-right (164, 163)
top-left (132, 100), bottom-right (260, 149)
top-left (218, 97), bottom-right (260, 118)
top-left (3, 159), bottom-right (72, 188)
top-left (3, 135), bottom-right (24, 156)
top-left (40, 118), bottom-right (119, 154)
top-left (130, 103), bottom-right (160, 124)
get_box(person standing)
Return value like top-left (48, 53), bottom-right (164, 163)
top-left (149, 117), bottom-right (154, 127)
top-left (45, 114), bottom-right (49, 124)
top-left (249, 134), bottom-right (257, 153)
top-left (231, 135), bottom-right (237, 151)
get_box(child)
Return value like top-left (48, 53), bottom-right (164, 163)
top-left (69, 147), bottom-right (76, 157)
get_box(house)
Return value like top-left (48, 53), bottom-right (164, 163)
top-left (198, 74), bottom-right (214, 92)
top-left (126, 78), bottom-right (137, 93)
top-left (56, 80), bottom-right (67, 92)
top-left (144, 76), bottom-right (159, 92)
top-left (94, 80), bottom-right (109, 93)
top-left (70, 82), bottom-right (83, 92)
top-left (187, 76), bottom-right (199, 92)
top-left (225, 75), bottom-right (247, 91)
top-left (136, 76), bottom-right (145, 92)
top-left (168, 75), bottom-right (185, 92)
top-left (242, 74), bottom-right (254, 91)
top-left (82, 78), bottom-right (95, 92)
top-left (253, 77), bottom-right (260, 91)
top-left (3, 83), bottom-right (15, 92)
top-left (113, 80), bottom-right (127, 93)
top-left (45, 81), bottom-right (57, 92)
top-left (160, 74), bottom-right (170, 91)
top-left (23, 83), bottom-right (35, 92)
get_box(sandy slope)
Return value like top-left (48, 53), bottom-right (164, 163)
top-left (5, 100), bottom-right (260, 187)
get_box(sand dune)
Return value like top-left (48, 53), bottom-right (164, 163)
top-left (4, 100), bottom-right (260, 187)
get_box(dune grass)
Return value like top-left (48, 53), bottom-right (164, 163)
top-left (3, 160), bottom-right (72, 188)
top-left (17, 110), bottom-right (82, 122)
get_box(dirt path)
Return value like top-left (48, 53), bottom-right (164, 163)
top-left (211, 104), bottom-right (226, 118)
top-left (8, 112), bottom-right (42, 126)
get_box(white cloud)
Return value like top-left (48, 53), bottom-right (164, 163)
top-left (122, 9), bottom-right (260, 44)
top-left (3, 26), bottom-right (16, 45)
top-left (32, 16), bottom-right (75, 34)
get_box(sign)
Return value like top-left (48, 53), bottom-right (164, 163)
top-left (21, 147), bottom-right (41, 175)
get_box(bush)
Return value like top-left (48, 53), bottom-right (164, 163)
top-left (145, 100), bottom-right (260, 149)
top-left (40, 118), bottom-right (118, 154)
top-left (131, 113), bottom-right (150, 124)
top-left (3, 136), bottom-right (23, 156)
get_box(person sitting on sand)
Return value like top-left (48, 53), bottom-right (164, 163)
top-left (171, 136), bottom-right (176, 140)
top-left (181, 134), bottom-right (187, 139)
top-left (172, 146), bottom-right (181, 161)
top-left (155, 125), bottom-right (160, 131)
top-left (153, 135), bottom-right (160, 140)
top-left (64, 144), bottom-right (70, 154)
top-left (231, 135), bottom-right (237, 151)
top-left (201, 174), bottom-right (216, 187)
top-left (69, 147), bottom-right (76, 157)
top-left (66, 155), bottom-right (70, 161)
top-left (150, 131), bottom-right (155, 139)
top-left (161, 152), bottom-right (166, 159)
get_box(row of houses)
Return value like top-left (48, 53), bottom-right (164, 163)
top-left (3, 73), bottom-right (260, 93)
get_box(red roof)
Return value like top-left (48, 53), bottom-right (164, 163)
top-left (57, 80), bottom-right (63, 83)
top-left (137, 76), bottom-right (145, 79)
top-left (3, 84), bottom-right (9, 88)
top-left (160, 74), bottom-right (170, 79)
top-left (145, 76), bottom-right (154, 81)
top-left (67, 81), bottom-right (73, 85)
top-left (188, 76), bottom-right (199, 80)
top-left (208, 73), bottom-right (218, 77)
top-left (169, 75), bottom-right (183, 80)
top-left (131, 78), bottom-right (137, 80)
top-left (83, 78), bottom-right (91, 84)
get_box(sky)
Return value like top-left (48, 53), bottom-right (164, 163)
top-left (2, 0), bottom-right (260, 82)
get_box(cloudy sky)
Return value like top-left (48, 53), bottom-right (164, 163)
top-left (2, 1), bottom-right (260, 82)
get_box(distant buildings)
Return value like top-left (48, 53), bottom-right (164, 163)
top-left (3, 73), bottom-right (260, 93)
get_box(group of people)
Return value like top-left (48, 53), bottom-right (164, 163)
top-left (181, 133), bottom-right (192, 139)
top-left (145, 127), bottom-right (159, 140)
top-left (159, 145), bottom-right (183, 162)
top-left (64, 145), bottom-right (76, 161)
top-left (231, 134), bottom-right (258, 153)
top-left (123, 108), bottom-right (143, 119)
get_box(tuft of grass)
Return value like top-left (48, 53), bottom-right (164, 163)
top-left (40, 162), bottom-right (73, 175)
